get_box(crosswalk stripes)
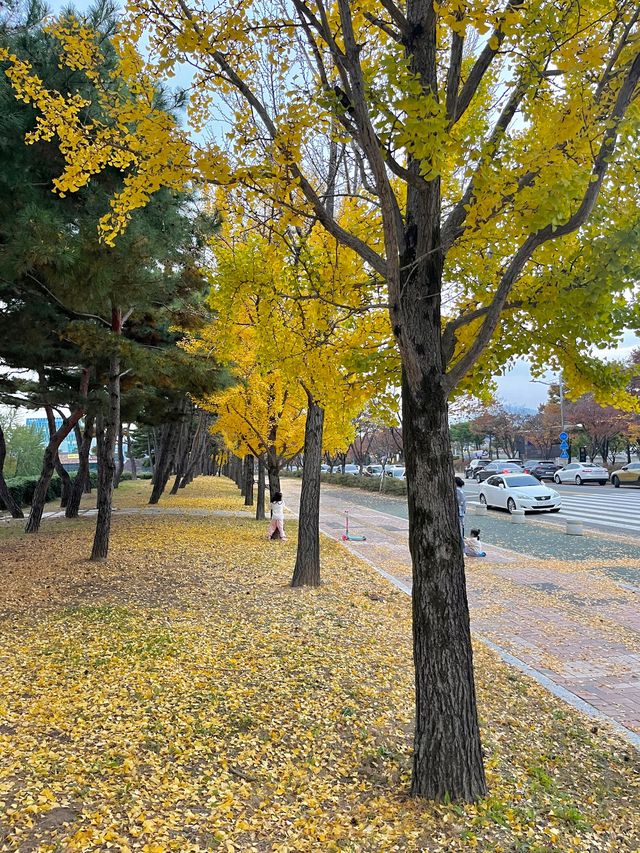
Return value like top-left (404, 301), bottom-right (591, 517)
top-left (554, 492), bottom-right (640, 532)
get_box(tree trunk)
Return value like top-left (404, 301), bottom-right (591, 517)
top-left (43, 406), bottom-right (73, 509)
top-left (240, 455), bottom-right (247, 497)
top-left (25, 393), bottom-right (87, 534)
top-left (114, 421), bottom-right (125, 488)
top-left (169, 418), bottom-right (190, 495)
top-left (291, 393), bottom-right (324, 588)
top-left (149, 408), bottom-right (186, 504)
top-left (54, 454), bottom-right (72, 508)
top-left (66, 415), bottom-right (94, 518)
top-left (0, 423), bottom-right (24, 518)
top-left (256, 454), bottom-right (266, 520)
top-left (91, 309), bottom-right (121, 561)
top-left (180, 412), bottom-right (207, 488)
top-left (244, 454), bottom-right (254, 506)
top-left (266, 452), bottom-right (281, 497)
top-left (402, 372), bottom-right (486, 801)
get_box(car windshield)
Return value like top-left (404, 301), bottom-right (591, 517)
top-left (506, 475), bottom-right (541, 487)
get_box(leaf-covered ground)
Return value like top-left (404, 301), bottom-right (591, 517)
top-left (0, 478), bottom-right (638, 852)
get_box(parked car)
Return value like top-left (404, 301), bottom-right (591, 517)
top-left (386, 466), bottom-right (406, 479)
top-left (553, 462), bottom-right (608, 485)
top-left (320, 463), bottom-right (331, 473)
top-left (342, 464), bottom-right (360, 475)
top-left (465, 459), bottom-right (490, 478)
top-left (364, 464), bottom-right (384, 477)
top-left (479, 473), bottom-right (561, 513)
top-left (524, 459), bottom-right (562, 480)
top-left (610, 461), bottom-right (640, 487)
top-left (474, 461), bottom-right (523, 482)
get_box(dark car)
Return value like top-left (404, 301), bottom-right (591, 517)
top-left (465, 458), bottom-right (490, 479)
top-left (523, 459), bottom-right (562, 481)
top-left (474, 461), bottom-right (524, 482)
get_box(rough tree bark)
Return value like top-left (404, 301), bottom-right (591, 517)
top-left (91, 307), bottom-right (122, 561)
top-left (0, 423), bottom-right (24, 518)
top-left (179, 411), bottom-right (207, 488)
top-left (243, 453), bottom-right (254, 506)
top-left (255, 454), bottom-right (266, 520)
top-left (54, 454), bottom-right (72, 508)
top-left (291, 391), bottom-right (324, 588)
top-left (66, 414), bottom-right (94, 518)
top-left (170, 408), bottom-right (193, 495)
top-left (149, 405), bottom-right (186, 504)
top-left (266, 451), bottom-right (281, 497)
top-left (240, 454), bottom-right (247, 498)
top-left (25, 370), bottom-right (89, 534)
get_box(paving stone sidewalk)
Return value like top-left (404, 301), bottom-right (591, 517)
top-left (284, 480), bottom-right (640, 744)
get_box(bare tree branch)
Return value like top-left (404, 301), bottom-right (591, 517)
top-left (452, 0), bottom-right (526, 125)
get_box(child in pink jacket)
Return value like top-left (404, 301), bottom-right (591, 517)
top-left (266, 492), bottom-right (287, 540)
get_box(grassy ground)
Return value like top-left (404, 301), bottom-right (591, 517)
top-left (0, 477), bottom-right (638, 852)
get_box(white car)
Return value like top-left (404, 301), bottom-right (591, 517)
top-left (364, 464), bottom-right (384, 477)
top-left (553, 462), bottom-right (609, 485)
top-left (386, 466), bottom-right (406, 479)
top-left (342, 464), bottom-right (360, 475)
top-left (479, 473), bottom-right (561, 513)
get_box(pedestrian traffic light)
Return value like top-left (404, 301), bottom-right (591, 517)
top-left (579, 447), bottom-right (587, 463)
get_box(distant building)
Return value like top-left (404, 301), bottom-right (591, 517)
top-left (26, 417), bottom-right (78, 454)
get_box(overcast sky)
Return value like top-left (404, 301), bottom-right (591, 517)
top-left (495, 329), bottom-right (640, 410)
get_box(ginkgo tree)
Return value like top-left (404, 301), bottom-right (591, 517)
top-left (4, 0), bottom-right (640, 802)
top-left (194, 215), bottom-right (394, 585)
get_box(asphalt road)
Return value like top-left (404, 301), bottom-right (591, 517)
top-left (464, 478), bottom-right (640, 538)
top-left (291, 475), bottom-right (640, 540)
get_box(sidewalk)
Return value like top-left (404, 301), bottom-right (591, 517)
top-left (284, 479), bottom-right (640, 745)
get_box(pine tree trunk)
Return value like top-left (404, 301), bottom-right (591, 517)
top-left (291, 393), bottom-right (324, 587)
top-left (149, 409), bottom-right (185, 504)
top-left (169, 427), bottom-right (188, 494)
top-left (256, 455), bottom-right (266, 520)
top-left (244, 454), bottom-right (254, 506)
top-left (91, 312), bottom-right (121, 561)
top-left (114, 421), bottom-right (125, 488)
top-left (55, 454), bottom-right (72, 508)
top-left (25, 446), bottom-right (58, 533)
top-left (0, 423), bottom-right (24, 518)
top-left (66, 415), bottom-right (94, 518)
top-left (25, 402), bottom-right (86, 534)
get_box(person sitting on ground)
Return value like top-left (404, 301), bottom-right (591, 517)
top-left (464, 528), bottom-right (487, 558)
top-left (266, 491), bottom-right (287, 541)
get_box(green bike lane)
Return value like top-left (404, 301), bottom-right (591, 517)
top-left (282, 478), bottom-right (640, 746)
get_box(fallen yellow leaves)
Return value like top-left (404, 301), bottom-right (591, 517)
top-left (0, 477), bottom-right (638, 851)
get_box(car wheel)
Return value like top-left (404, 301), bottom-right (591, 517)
top-left (599, 480), bottom-right (607, 486)
top-left (575, 475), bottom-right (583, 485)
top-left (475, 474), bottom-right (482, 482)
top-left (549, 507), bottom-right (561, 513)
top-left (479, 493), bottom-right (487, 506)
top-left (612, 475), bottom-right (620, 488)
top-left (507, 498), bottom-right (517, 514)
top-left (553, 474), bottom-right (561, 484)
